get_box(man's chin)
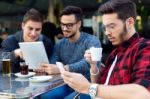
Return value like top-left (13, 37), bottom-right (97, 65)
top-left (64, 35), bottom-right (71, 38)
top-left (112, 42), bottom-right (120, 46)
top-left (27, 39), bottom-right (37, 42)
top-left (64, 36), bottom-right (70, 39)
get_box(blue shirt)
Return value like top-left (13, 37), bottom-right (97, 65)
top-left (1, 31), bottom-right (53, 73)
top-left (50, 32), bottom-right (101, 80)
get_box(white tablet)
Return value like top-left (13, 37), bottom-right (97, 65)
top-left (19, 42), bottom-right (49, 69)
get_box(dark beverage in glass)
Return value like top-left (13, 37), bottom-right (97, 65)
top-left (20, 62), bottom-right (28, 75)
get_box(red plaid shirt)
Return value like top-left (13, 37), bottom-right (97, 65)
top-left (99, 33), bottom-right (150, 91)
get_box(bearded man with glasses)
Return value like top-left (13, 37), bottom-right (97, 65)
top-left (39, 6), bottom-right (101, 99)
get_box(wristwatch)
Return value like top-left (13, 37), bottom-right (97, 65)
top-left (88, 84), bottom-right (98, 99)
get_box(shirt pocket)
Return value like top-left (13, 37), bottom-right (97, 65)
top-left (113, 67), bottom-right (131, 84)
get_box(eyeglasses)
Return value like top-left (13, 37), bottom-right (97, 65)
top-left (60, 22), bottom-right (77, 29)
top-left (102, 23), bottom-right (117, 32)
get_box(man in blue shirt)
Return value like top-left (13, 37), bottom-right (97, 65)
top-left (1, 8), bottom-right (53, 73)
top-left (40, 6), bottom-right (101, 99)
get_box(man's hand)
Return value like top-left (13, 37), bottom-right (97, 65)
top-left (61, 70), bottom-right (91, 94)
top-left (34, 67), bottom-right (45, 75)
top-left (84, 50), bottom-right (97, 65)
top-left (14, 49), bottom-right (24, 59)
top-left (84, 50), bottom-right (98, 70)
top-left (41, 63), bottom-right (60, 74)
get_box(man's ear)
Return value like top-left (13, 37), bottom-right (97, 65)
top-left (126, 17), bottom-right (135, 29)
top-left (77, 21), bottom-right (82, 28)
top-left (127, 17), bottom-right (134, 26)
top-left (21, 23), bottom-right (25, 30)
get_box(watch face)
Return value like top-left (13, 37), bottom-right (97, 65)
top-left (88, 84), bottom-right (98, 99)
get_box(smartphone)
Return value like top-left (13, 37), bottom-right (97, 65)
top-left (56, 62), bottom-right (65, 71)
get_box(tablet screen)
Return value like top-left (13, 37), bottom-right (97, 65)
top-left (19, 42), bottom-right (49, 69)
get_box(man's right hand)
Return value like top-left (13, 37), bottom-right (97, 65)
top-left (14, 48), bottom-right (24, 59)
top-left (84, 50), bottom-right (97, 66)
top-left (84, 49), bottom-right (100, 77)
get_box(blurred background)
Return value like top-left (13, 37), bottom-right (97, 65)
top-left (0, 0), bottom-right (149, 58)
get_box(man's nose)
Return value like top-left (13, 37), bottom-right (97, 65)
top-left (105, 30), bottom-right (111, 36)
top-left (62, 26), bottom-right (68, 31)
top-left (31, 30), bottom-right (37, 36)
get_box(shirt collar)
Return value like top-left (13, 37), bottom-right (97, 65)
top-left (116, 33), bottom-right (139, 52)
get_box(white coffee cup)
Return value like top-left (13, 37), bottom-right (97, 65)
top-left (90, 47), bottom-right (102, 61)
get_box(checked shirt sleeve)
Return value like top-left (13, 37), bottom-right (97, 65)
top-left (132, 41), bottom-right (150, 91)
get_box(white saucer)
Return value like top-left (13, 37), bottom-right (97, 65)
top-left (15, 72), bottom-right (36, 78)
top-left (29, 76), bottom-right (52, 83)
top-left (15, 77), bottom-right (29, 81)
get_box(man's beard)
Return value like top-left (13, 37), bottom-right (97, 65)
top-left (120, 24), bottom-right (128, 42)
top-left (67, 32), bottom-right (76, 38)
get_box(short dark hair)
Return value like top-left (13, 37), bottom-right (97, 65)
top-left (60, 6), bottom-right (83, 22)
top-left (98, 0), bottom-right (137, 21)
top-left (23, 8), bottom-right (43, 23)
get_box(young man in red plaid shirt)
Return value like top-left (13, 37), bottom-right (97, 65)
top-left (61, 0), bottom-right (150, 99)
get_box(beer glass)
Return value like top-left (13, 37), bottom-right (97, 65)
top-left (2, 52), bottom-right (11, 75)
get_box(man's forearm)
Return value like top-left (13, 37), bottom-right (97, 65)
top-left (91, 74), bottom-right (100, 83)
top-left (90, 63), bottom-right (101, 83)
top-left (69, 59), bottom-right (90, 73)
top-left (96, 84), bottom-right (150, 99)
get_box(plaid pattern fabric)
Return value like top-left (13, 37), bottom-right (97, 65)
top-left (99, 33), bottom-right (150, 91)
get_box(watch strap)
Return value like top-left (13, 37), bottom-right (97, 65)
top-left (88, 84), bottom-right (98, 99)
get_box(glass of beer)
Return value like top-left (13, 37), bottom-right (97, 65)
top-left (2, 52), bottom-right (11, 75)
